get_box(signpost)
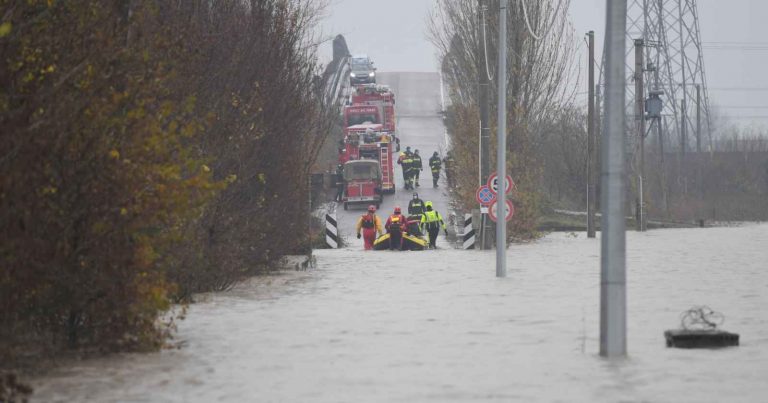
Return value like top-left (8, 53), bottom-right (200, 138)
top-left (488, 199), bottom-right (514, 222)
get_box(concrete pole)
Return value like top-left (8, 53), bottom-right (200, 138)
top-left (681, 99), bottom-right (687, 155)
top-left (696, 84), bottom-right (704, 218)
top-left (696, 84), bottom-right (701, 153)
top-left (634, 39), bottom-right (646, 232)
top-left (496, 0), bottom-right (508, 278)
top-left (587, 31), bottom-right (597, 239)
top-left (479, 0), bottom-right (492, 250)
top-left (600, 0), bottom-right (627, 357)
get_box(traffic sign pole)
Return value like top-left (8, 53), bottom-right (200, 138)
top-left (496, 0), bottom-right (507, 278)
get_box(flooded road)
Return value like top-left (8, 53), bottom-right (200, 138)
top-left (32, 224), bottom-right (768, 402)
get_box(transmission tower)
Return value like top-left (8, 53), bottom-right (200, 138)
top-left (603, 0), bottom-right (712, 153)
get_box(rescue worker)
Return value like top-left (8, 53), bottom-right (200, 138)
top-left (443, 151), bottom-right (456, 188)
top-left (429, 152), bottom-right (442, 188)
top-left (401, 151), bottom-right (415, 190)
top-left (334, 164), bottom-right (345, 201)
top-left (408, 192), bottom-right (425, 218)
top-left (412, 149), bottom-right (423, 187)
top-left (356, 205), bottom-right (384, 250)
top-left (420, 201), bottom-right (448, 249)
top-left (397, 149), bottom-right (409, 185)
top-left (385, 206), bottom-right (407, 250)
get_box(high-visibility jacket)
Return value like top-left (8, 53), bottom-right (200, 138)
top-left (401, 156), bottom-right (414, 170)
top-left (356, 214), bottom-right (383, 235)
top-left (385, 214), bottom-right (406, 233)
top-left (413, 154), bottom-right (423, 169)
top-left (408, 199), bottom-right (425, 216)
top-left (429, 156), bottom-right (442, 173)
top-left (421, 209), bottom-right (446, 231)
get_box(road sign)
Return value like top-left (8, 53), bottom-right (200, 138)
top-left (488, 199), bottom-right (515, 222)
top-left (475, 185), bottom-right (496, 206)
top-left (487, 172), bottom-right (515, 195)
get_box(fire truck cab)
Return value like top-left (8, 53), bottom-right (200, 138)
top-left (342, 159), bottom-right (382, 211)
top-left (345, 84), bottom-right (396, 133)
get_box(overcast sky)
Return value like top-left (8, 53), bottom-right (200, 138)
top-left (319, 0), bottom-right (768, 127)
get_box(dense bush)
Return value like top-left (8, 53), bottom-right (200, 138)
top-left (0, 0), bottom-right (333, 364)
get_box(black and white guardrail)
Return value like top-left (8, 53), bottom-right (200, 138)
top-left (325, 212), bottom-right (339, 249)
top-left (462, 213), bottom-right (475, 250)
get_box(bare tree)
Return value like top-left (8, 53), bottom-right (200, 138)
top-left (428, 0), bottom-right (579, 237)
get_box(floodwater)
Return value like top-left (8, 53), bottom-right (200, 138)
top-left (31, 224), bottom-right (768, 402)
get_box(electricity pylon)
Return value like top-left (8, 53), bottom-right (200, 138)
top-left (602, 0), bottom-right (712, 153)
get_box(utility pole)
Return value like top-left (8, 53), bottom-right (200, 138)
top-left (634, 39), bottom-right (646, 232)
top-left (587, 31), bottom-right (596, 239)
top-left (696, 84), bottom-right (704, 220)
top-left (681, 99), bottom-right (687, 155)
top-left (600, 0), bottom-right (627, 357)
top-left (696, 84), bottom-right (701, 153)
top-left (496, 0), bottom-right (508, 278)
top-left (478, 0), bottom-right (492, 250)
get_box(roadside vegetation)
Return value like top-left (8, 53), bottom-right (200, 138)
top-left (0, 0), bottom-right (334, 371)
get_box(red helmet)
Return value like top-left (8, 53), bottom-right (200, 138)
top-left (368, 205), bottom-right (376, 212)
top-left (394, 206), bottom-right (401, 214)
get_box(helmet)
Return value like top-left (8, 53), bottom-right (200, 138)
top-left (413, 192), bottom-right (419, 199)
top-left (368, 205), bottom-right (376, 212)
top-left (394, 206), bottom-right (401, 214)
top-left (433, 151), bottom-right (439, 156)
top-left (425, 201), bottom-right (433, 209)
top-left (415, 149), bottom-right (419, 154)
top-left (405, 146), bottom-right (411, 151)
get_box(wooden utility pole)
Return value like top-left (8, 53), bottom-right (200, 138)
top-left (587, 31), bottom-right (596, 238)
top-left (478, 0), bottom-right (492, 249)
top-left (634, 39), bottom-right (646, 231)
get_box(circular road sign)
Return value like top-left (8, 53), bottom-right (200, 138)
top-left (475, 185), bottom-right (496, 206)
top-left (488, 199), bottom-right (515, 223)
top-left (487, 172), bottom-right (515, 195)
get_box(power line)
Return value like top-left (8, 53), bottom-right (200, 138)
top-left (717, 106), bottom-right (768, 109)
top-left (709, 87), bottom-right (768, 91)
top-left (703, 41), bottom-right (768, 45)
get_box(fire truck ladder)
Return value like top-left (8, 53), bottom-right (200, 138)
top-left (379, 144), bottom-right (392, 191)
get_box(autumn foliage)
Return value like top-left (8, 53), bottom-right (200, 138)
top-left (0, 0), bottom-right (333, 364)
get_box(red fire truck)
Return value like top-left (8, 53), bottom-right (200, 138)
top-left (341, 159), bottom-right (382, 211)
top-left (339, 123), bottom-right (396, 196)
top-left (344, 84), bottom-right (396, 133)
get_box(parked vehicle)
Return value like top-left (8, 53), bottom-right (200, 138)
top-left (342, 159), bottom-right (383, 210)
top-left (345, 84), bottom-right (396, 133)
top-left (339, 124), bottom-right (395, 195)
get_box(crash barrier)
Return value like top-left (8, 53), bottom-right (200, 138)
top-left (462, 213), bottom-right (475, 250)
top-left (325, 212), bottom-right (339, 249)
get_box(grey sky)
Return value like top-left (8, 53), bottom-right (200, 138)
top-left (320, 1), bottom-right (768, 127)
